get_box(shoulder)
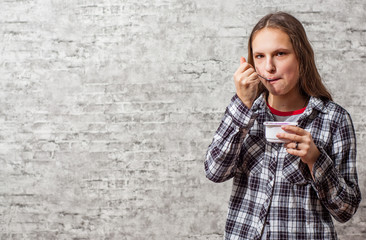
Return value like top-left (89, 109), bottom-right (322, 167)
top-left (310, 97), bottom-right (350, 117)
top-left (320, 99), bottom-right (354, 130)
top-left (309, 97), bottom-right (354, 125)
top-left (323, 100), bottom-right (353, 120)
top-left (324, 100), bottom-right (349, 114)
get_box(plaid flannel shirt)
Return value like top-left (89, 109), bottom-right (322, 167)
top-left (205, 94), bottom-right (361, 240)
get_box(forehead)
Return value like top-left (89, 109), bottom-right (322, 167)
top-left (252, 28), bottom-right (293, 52)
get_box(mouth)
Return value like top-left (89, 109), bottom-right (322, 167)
top-left (258, 74), bottom-right (280, 82)
top-left (267, 78), bottom-right (280, 82)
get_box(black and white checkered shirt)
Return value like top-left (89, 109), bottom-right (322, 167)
top-left (205, 94), bottom-right (361, 239)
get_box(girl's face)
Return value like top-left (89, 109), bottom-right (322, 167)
top-left (252, 28), bottom-right (300, 98)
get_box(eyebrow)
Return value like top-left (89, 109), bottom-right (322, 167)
top-left (253, 48), bottom-right (291, 55)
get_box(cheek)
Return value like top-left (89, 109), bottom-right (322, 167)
top-left (254, 61), bottom-right (265, 73)
top-left (282, 61), bottom-right (299, 78)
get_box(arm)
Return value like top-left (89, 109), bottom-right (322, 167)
top-left (204, 94), bottom-right (257, 183)
top-left (311, 112), bottom-right (361, 223)
top-left (205, 57), bottom-right (261, 183)
top-left (279, 111), bottom-right (361, 222)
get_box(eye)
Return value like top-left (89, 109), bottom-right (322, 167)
top-left (276, 52), bottom-right (286, 56)
top-left (255, 54), bottom-right (264, 59)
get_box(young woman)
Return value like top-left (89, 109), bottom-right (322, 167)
top-left (205, 12), bottom-right (361, 239)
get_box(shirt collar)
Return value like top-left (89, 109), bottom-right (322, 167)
top-left (306, 96), bottom-right (329, 114)
top-left (251, 94), bottom-right (267, 113)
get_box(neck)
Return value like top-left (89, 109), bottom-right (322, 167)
top-left (267, 93), bottom-right (308, 112)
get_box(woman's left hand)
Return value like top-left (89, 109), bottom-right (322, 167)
top-left (277, 125), bottom-right (320, 173)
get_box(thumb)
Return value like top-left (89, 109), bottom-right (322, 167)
top-left (240, 57), bottom-right (246, 64)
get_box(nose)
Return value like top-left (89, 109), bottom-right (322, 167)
top-left (265, 57), bottom-right (276, 73)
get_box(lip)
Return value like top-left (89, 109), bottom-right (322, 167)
top-left (257, 74), bottom-right (280, 82)
top-left (267, 78), bottom-right (280, 82)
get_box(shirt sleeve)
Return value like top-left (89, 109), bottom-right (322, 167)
top-left (204, 94), bottom-right (257, 183)
top-left (312, 111), bottom-right (361, 223)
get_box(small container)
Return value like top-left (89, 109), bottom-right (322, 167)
top-left (263, 122), bottom-right (297, 143)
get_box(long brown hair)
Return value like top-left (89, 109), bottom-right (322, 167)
top-left (248, 12), bottom-right (333, 101)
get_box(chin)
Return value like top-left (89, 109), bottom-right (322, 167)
top-left (266, 89), bottom-right (283, 96)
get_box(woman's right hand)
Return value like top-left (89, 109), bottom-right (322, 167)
top-left (233, 57), bottom-right (260, 108)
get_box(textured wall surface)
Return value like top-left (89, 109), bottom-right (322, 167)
top-left (0, 0), bottom-right (365, 239)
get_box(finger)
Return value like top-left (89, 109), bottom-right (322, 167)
top-left (235, 62), bottom-right (254, 77)
top-left (284, 141), bottom-right (295, 149)
top-left (241, 67), bottom-right (255, 77)
top-left (240, 57), bottom-right (246, 64)
top-left (247, 71), bottom-right (260, 83)
top-left (281, 125), bottom-right (306, 136)
top-left (276, 132), bottom-right (303, 143)
top-left (286, 148), bottom-right (305, 157)
top-left (284, 141), bottom-right (299, 149)
top-left (238, 69), bottom-right (258, 84)
top-left (234, 63), bottom-right (248, 76)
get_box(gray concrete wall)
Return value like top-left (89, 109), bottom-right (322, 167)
top-left (0, 0), bottom-right (365, 239)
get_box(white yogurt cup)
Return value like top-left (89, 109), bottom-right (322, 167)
top-left (263, 122), bottom-right (298, 143)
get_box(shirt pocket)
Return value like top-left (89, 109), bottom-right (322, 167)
top-left (282, 154), bottom-right (311, 185)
